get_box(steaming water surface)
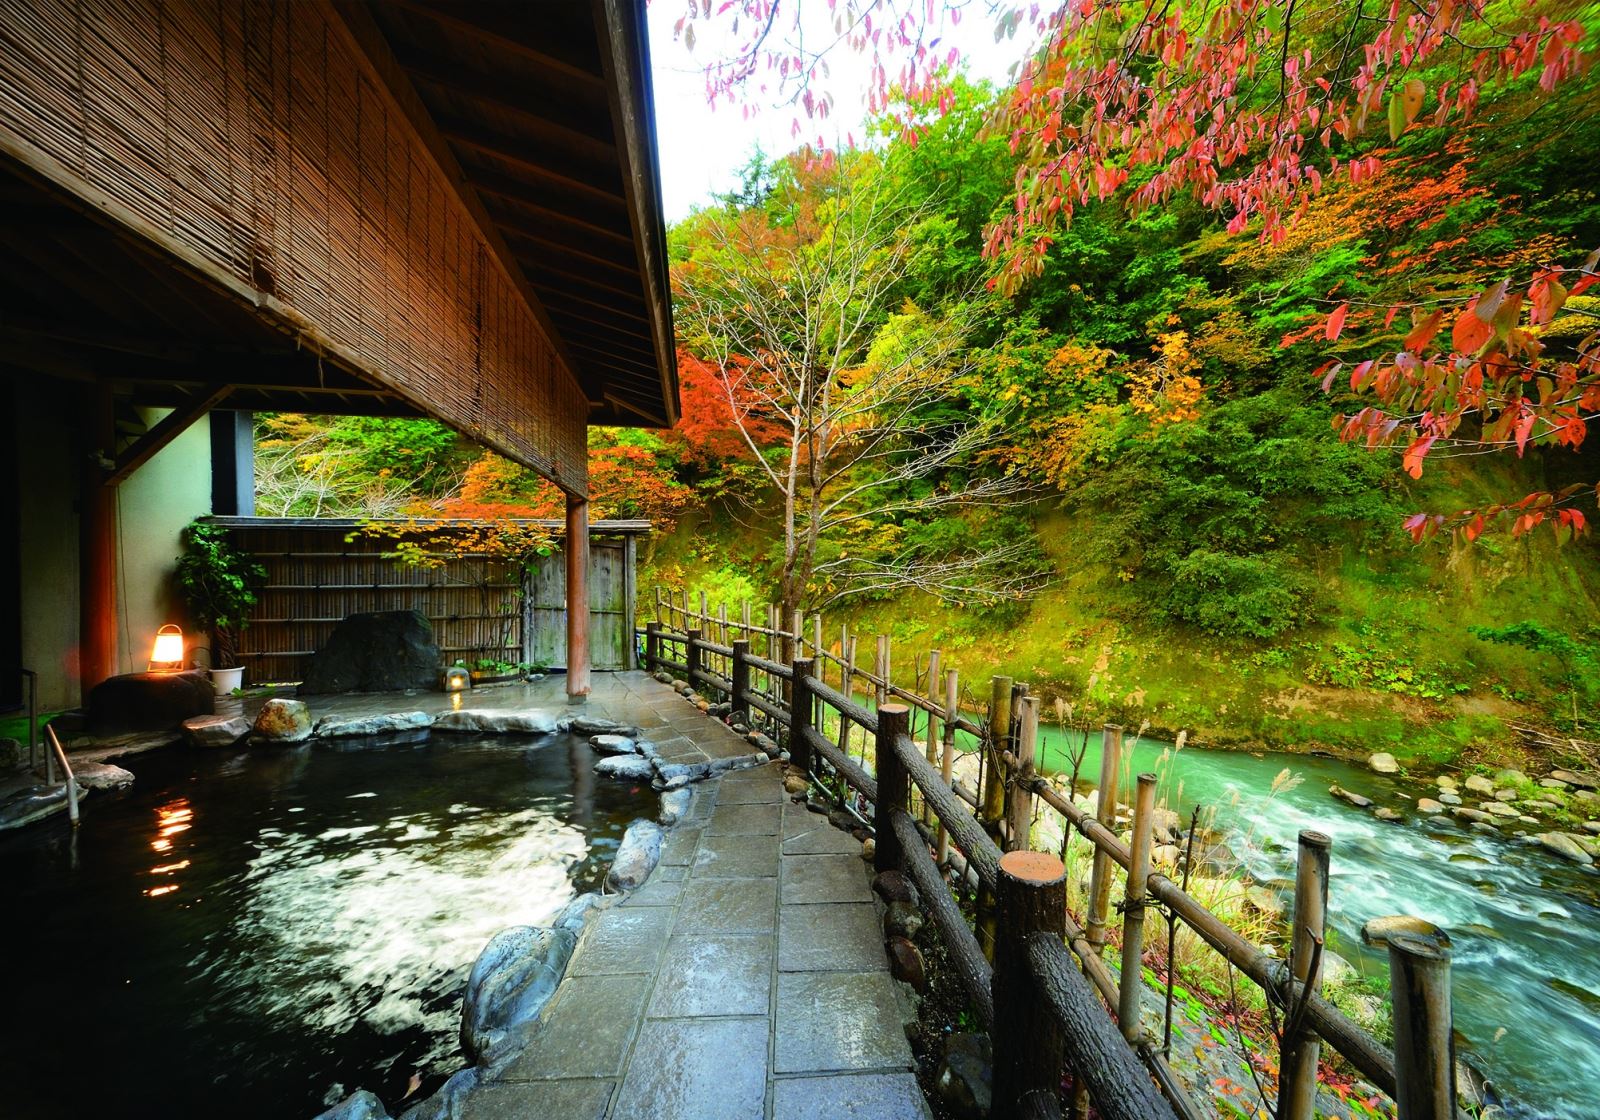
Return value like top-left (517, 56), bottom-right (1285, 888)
top-left (0, 733), bottom-right (651, 1120)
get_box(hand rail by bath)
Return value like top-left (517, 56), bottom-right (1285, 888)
top-left (45, 724), bottom-right (79, 829)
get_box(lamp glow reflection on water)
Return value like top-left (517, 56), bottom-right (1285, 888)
top-left (150, 799), bottom-right (194, 890)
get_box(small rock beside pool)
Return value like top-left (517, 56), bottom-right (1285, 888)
top-left (254, 699), bottom-right (313, 743)
top-left (1368, 752), bottom-right (1399, 774)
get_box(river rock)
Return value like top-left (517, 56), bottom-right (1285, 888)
top-left (1329, 784), bottom-right (1373, 809)
top-left (1493, 787), bottom-right (1518, 802)
top-left (0, 785), bottom-right (71, 831)
top-left (0, 737), bottom-right (23, 773)
top-left (1464, 774), bottom-right (1495, 795)
top-left (589, 734), bottom-right (638, 755)
top-left (182, 714), bottom-right (251, 748)
top-left (1245, 885), bottom-right (1284, 917)
top-left (887, 936), bottom-right (927, 991)
top-left (85, 669), bottom-right (213, 736)
top-left (1539, 777), bottom-right (1570, 790)
top-left (298, 610), bottom-right (439, 694)
top-left (1571, 834), bottom-right (1600, 859)
top-left (314, 1090), bottom-right (390, 1120)
top-left (884, 899), bottom-right (924, 940)
top-left (460, 925), bottom-right (577, 1067)
top-left (432, 709), bottom-right (560, 735)
top-left (1584, 820), bottom-right (1600, 835)
top-left (1551, 768), bottom-right (1599, 790)
top-left (1495, 767), bottom-right (1529, 786)
top-left (873, 870), bottom-right (920, 907)
top-left (1480, 800), bottom-right (1518, 818)
top-left (607, 819), bottom-right (664, 890)
top-left (568, 716), bottom-right (636, 737)
top-left (783, 772), bottom-right (809, 796)
top-left (1417, 798), bottom-right (1445, 814)
top-left (1362, 915), bottom-right (1450, 949)
top-left (1372, 807), bottom-right (1404, 823)
top-left (316, 711), bottom-right (433, 739)
top-left (1152, 843), bottom-right (1182, 867)
top-left (398, 1066), bottom-right (477, 1120)
top-left (1536, 832), bottom-right (1594, 865)
top-left (934, 1033), bottom-right (992, 1120)
top-left (552, 892), bottom-right (611, 935)
top-left (1368, 752), bottom-right (1400, 774)
top-left (594, 755), bottom-right (657, 783)
top-left (253, 698), bottom-right (313, 743)
top-left (658, 787), bottom-right (693, 826)
top-left (1321, 951), bottom-right (1358, 985)
top-left (1438, 791), bottom-right (1462, 806)
top-left (71, 761), bottom-right (134, 791)
top-left (1435, 774), bottom-right (1458, 790)
top-left (1576, 789), bottom-right (1598, 803)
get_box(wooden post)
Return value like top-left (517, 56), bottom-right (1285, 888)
top-left (741, 600), bottom-right (752, 640)
top-left (937, 667), bottom-right (959, 866)
top-left (731, 639), bottom-right (750, 722)
top-left (644, 620), bottom-right (660, 672)
top-left (80, 386), bottom-right (117, 691)
top-left (874, 704), bottom-right (911, 874)
top-left (992, 849), bottom-right (1068, 1116)
top-left (698, 589), bottom-right (708, 625)
top-left (1005, 696), bottom-right (1040, 852)
top-left (1388, 933), bottom-right (1456, 1120)
top-left (718, 601), bottom-right (729, 646)
top-left (685, 627), bottom-right (702, 691)
top-left (1119, 772), bottom-right (1158, 1042)
top-left (983, 676), bottom-right (1014, 830)
top-left (767, 603), bottom-right (778, 658)
top-left (1278, 830), bottom-right (1332, 1120)
top-left (923, 649), bottom-right (942, 827)
top-left (790, 656), bottom-right (816, 772)
top-left (838, 633), bottom-right (857, 762)
top-left (1085, 724), bottom-right (1124, 949)
top-left (564, 494), bottom-right (590, 703)
top-left (654, 586), bottom-right (664, 624)
top-left (812, 614), bottom-right (823, 663)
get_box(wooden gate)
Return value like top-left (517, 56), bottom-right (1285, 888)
top-left (524, 536), bottom-right (637, 671)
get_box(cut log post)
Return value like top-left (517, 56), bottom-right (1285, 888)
top-left (685, 628), bottom-right (702, 691)
top-left (731, 639), bottom-right (751, 723)
top-left (923, 648), bottom-right (942, 827)
top-left (1085, 723), bottom-right (1125, 950)
top-left (790, 656), bottom-right (816, 772)
top-left (937, 667), bottom-right (959, 866)
top-left (838, 633), bottom-right (857, 761)
top-left (992, 849), bottom-right (1068, 1116)
top-left (874, 704), bottom-right (911, 874)
top-left (1278, 830), bottom-right (1332, 1120)
top-left (644, 620), bottom-right (660, 672)
top-left (1005, 696), bottom-right (1040, 852)
top-left (978, 675), bottom-right (1015, 959)
top-left (1388, 933), bottom-right (1456, 1120)
top-left (1119, 772), bottom-right (1158, 1042)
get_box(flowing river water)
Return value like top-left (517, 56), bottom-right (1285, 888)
top-left (1026, 725), bottom-right (1600, 1120)
top-left (0, 733), bottom-right (652, 1120)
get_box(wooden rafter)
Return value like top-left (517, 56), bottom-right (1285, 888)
top-left (105, 384), bottom-right (233, 487)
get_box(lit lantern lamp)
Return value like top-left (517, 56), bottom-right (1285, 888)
top-left (149, 624), bottom-right (186, 672)
top-left (442, 664), bottom-right (471, 692)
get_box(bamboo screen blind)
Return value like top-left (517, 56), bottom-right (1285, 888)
top-left (0, 0), bottom-right (588, 493)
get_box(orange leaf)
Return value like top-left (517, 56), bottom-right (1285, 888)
top-left (1325, 303), bottom-right (1349, 341)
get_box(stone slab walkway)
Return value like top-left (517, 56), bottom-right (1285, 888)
top-left (461, 672), bottom-right (932, 1120)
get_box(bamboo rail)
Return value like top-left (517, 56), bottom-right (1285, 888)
top-left (642, 590), bottom-right (1458, 1119)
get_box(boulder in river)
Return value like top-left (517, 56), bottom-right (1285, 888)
top-left (1329, 784), bottom-right (1373, 809)
top-left (1435, 774), bottom-right (1458, 790)
top-left (1372, 807), bottom-right (1404, 823)
top-left (1453, 807), bottom-right (1497, 825)
top-left (460, 925), bottom-right (577, 1067)
top-left (607, 819), bottom-right (664, 891)
top-left (1464, 774), bottom-right (1495, 795)
top-left (1362, 915), bottom-right (1450, 949)
top-left (594, 755), bottom-right (657, 783)
top-left (1584, 820), bottom-right (1600, 835)
top-left (568, 716), bottom-right (637, 737)
top-left (1417, 798), bottom-right (1445, 814)
top-left (1438, 791), bottom-right (1462, 806)
top-left (1480, 800), bottom-right (1518, 818)
top-left (1539, 777), bottom-right (1570, 790)
top-left (588, 734), bottom-right (638, 755)
top-left (1550, 768), bottom-right (1599, 791)
top-left (1493, 787), bottom-right (1518, 802)
top-left (432, 709), bottom-right (561, 735)
top-left (297, 610), bottom-right (439, 694)
top-left (182, 714), bottom-right (251, 748)
top-left (253, 698), bottom-right (313, 743)
top-left (1536, 832), bottom-right (1594, 865)
top-left (1368, 752), bottom-right (1400, 774)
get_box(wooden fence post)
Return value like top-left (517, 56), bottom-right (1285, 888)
top-left (923, 648), bottom-right (942, 826)
top-left (731, 639), bottom-right (750, 723)
top-left (1005, 696), bottom-right (1040, 852)
top-left (992, 849), bottom-right (1068, 1116)
top-left (685, 627), bottom-right (702, 691)
top-left (653, 586), bottom-right (664, 624)
top-left (874, 704), bottom-right (911, 874)
top-left (718, 602), bottom-right (729, 645)
top-left (1388, 934), bottom-right (1455, 1120)
top-left (1085, 723), bottom-right (1125, 950)
top-left (937, 667), bottom-right (959, 867)
top-left (644, 620), bottom-right (660, 673)
top-left (978, 675), bottom-right (1015, 959)
top-left (1119, 772), bottom-right (1158, 1042)
top-left (790, 656), bottom-right (816, 773)
top-left (1279, 830), bottom-right (1332, 1120)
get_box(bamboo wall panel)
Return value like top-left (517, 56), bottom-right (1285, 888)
top-left (0, 0), bottom-right (588, 492)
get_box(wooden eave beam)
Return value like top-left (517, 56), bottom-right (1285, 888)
top-left (105, 384), bottom-right (233, 487)
top-left (401, 61), bottom-right (616, 165)
top-left (538, 287), bottom-right (651, 324)
top-left (443, 124), bottom-right (626, 209)
top-left (380, 0), bottom-right (609, 100)
top-left (476, 187), bottom-right (634, 247)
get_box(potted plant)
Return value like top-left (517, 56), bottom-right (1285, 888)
top-left (175, 522), bottom-right (267, 694)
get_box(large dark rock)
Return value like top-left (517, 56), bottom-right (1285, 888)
top-left (86, 670), bottom-right (213, 736)
top-left (298, 611), bottom-right (440, 694)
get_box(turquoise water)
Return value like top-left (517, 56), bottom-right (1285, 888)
top-left (0, 733), bottom-right (652, 1119)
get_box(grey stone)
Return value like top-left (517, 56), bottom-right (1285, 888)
top-left (873, 870), bottom-right (920, 907)
top-left (1372, 807), bottom-right (1404, 823)
top-left (1495, 768), bottom-right (1529, 786)
top-left (658, 787), bottom-right (693, 826)
top-left (433, 709), bottom-right (561, 735)
top-left (1417, 798), bottom-right (1445, 814)
top-left (460, 925), bottom-right (577, 1066)
top-left (1438, 791), bottom-right (1462, 805)
top-left (607, 819), bottom-right (664, 891)
top-left (775, 970), bottom-right (914, 1073)
top-left (676, 878), bottom-right (777, 934)
top-left (1368, 752), bottom-right (1400, 774)
top-left (1329, 784), bottom-right (1372, 809)
top-left (647, 934), bottom-right (773, 1017)
top-left (1536, 831), bottom-right (1594, 864)
top-left (71, 761), bottom-right (133, 791)
top-left (316, 711), bottom-right (432, 739)
top-left (707, 801), bottom-right (782, 835)
top-left (568, 906), bottom-right (673, 976)
top-left (1464, 774), bottom-right (1495, 795)
top-left (1551, 768), bottom-right (1599, 790)
top-left (783, 854), bottom-right (874, 905)
top-left (1539, 777), bottom-right (1570, 790)
top-left (552, 892), bottom-right (608, 935)
top-left (85, 669), bottom-right (213, 736)
top-left (0, 737), bottom-right (23, 773)
top-left (779, 904), bottom-right (888, 972)
top-left (314, 1091), bottom-right (390, 1120)
top-left (774, 1073), bottom-right (933, 1120)
top-left (0, 784), bottom-right (70, 832)
top-left (298, 609), bottom-right (439, 694)
top-left (398, 1066), bottom-right (478, 1120)
top-left (1493, 787), bottom-right (1518, 802)
top-left (934, 1033), bottom-right (992, 1120)
top-left (569, 716), bottom-right (636, 736)
top-left (1453, 807), bottom-right (1497, 824)
top-left (692, 833), bottom-right (779, 878)
top-left (182, 714), bottom-right (251, 747)
top-left (594, 755), bottom-right (657, 783)
top-left (612, 1017), bottom-right (768, 1120)
top-left (461, 1080), bottom-right (613, 1120)
top-left (588, 734), bottom-right (638, 755)
top-left (253, 698), bottom-right (314, 743)
top-left (1481, 800), bottom-right (1518, 818)
top-left (885, 899), bottom-right (925, 940)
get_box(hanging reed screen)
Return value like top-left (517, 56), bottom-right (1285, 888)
top-left (0, 0), bottom-right (588, 492)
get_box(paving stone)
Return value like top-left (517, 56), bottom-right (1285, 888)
top-left (659, 827), bottom-right (702, 866)
top-left (779, 904), bottom-right (889, 973)
top-left (612, 1017), bottom-right (769, 1120)
top-left (676, 878), bottom-right (778, 934)
top-left (692, 833), bottom-right (780, 878)
top-left (619, 875), bottom-right (685, 907)
top-left (707, 802), bottom-right (783, 835)
top-left (568, 906), bottom-right (674, 975)
top-left (773, 1072), bottom-right (934, 1119)
top-left (654, 737), bottom-right (708, 764)
top-left (782, 854), bottom-right (874, 905)
top-left (463, 1079), bottom-right (614, 1120)
top-left (652, 863), bottom-right (687, 882)
top-left (775, 971), bottom-right (914, 1074)
top-left (782, 822), bottom-right (864, 856)
top-left (647, 934), bottom-right (773, 1017)
top-left (783, 801), bottom-right (828, 840)
top-left (717, 775), bottom-right (784, 804)
top-left (498, 974), bottom-right (648, 1080)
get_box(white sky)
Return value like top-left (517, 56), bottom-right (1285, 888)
top-left (645, 4), bottom-right (1028, 221)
